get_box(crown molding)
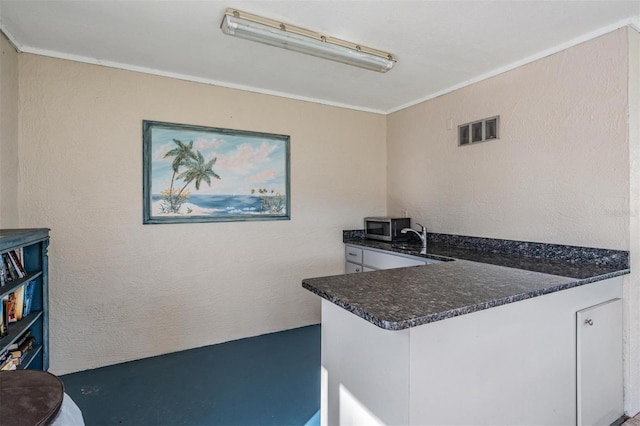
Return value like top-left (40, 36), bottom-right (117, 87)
top-left (387, 18), bottom-right (639, 114)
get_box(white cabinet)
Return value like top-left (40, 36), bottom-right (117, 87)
top-left (577, 298), bottom-right (623, 426)
top-left (321, 277), bottom-right (624, 425)
top-left (345, 244), bottom-right (440, 274)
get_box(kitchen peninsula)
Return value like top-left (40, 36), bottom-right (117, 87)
top-left (302, 231), bottom-right (630, 426)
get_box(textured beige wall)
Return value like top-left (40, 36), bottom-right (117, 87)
top-left (0, 31), bottom-right (19, 228)
top-left (387, 29), bottom-right (629, 250)
top-left (18, 54), bottom-right (386, 374)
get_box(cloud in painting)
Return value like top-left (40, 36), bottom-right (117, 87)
top-left (216, 142), bottom-right (276, 175)
top-left (193, 137), bottom-right (225, 152)
top-left (246, 169), bottom-right (279, 184)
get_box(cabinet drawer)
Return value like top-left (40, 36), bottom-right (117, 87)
top-left (363, 250), bottom-right (426, 270)
top-left (345, 261), bottom-right (363, 274)
top-left (345, 246), bottom-right (363, 264)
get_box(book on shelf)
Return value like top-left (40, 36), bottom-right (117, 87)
top-left (0, 351), bottom-right (15, 371)
top-left (2, 294), bottom-right (16, 323)
top-left (23, 281), bottom-right (35, 317)
top-left (8, 250), bottom-right (26, 278)
top-left (15, 248), bottom-right (24, 271)
top-left (2, 254), bottom-right (18, 281)
top-left (1, 298), bottom-right (8, 333)
top-left (8, 251), bottom-right (26, 278)
top-left (0, 357), bottom-right (16, 370)
top-left (9, 335), bottom-right (35, 362)
top-left (0, 255), bottom-right (8, 283)
top-left (8, 330), bottom-right (31, 351)
top-left (10, 335), bottom-right (35, 356)
top-left (13, 285), bottom-right (24, 321)
top-left (0, 257), bottom-right (6, 287)
top-left (0, 300), bottom-right (6, 337)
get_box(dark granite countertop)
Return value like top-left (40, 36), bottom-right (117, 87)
top-left (301, 232), bottom-right (630, 330)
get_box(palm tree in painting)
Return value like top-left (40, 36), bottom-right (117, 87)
top-left (176, 151), bottom-right (221, 198)
top-left (163, 139), bottom-right (197, 212)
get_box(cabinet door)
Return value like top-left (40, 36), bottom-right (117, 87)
top-left (363, 249), bottom-right (425, 270)
top-left (576, 298), bottom-right (623, 426)
top-left (345, 262), bottom-right (362, 274)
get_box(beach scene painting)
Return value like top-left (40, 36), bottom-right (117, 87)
top-left (143, 121), bottom-right (290, 224)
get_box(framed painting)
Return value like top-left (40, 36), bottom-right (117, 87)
top-left (143, 120), bottom-right (290, 224)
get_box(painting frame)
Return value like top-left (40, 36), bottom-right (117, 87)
top-left (143, 120), bottom-right (291, 224)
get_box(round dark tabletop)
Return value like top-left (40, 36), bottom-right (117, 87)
top-left (0, 370), bottom-right (64, 426)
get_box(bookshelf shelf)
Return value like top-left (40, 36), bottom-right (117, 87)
top-left (1, 311), bottom-right (44, 348)
top-left (0, 228), bottom-right (49, 371)
top-left (0, 271), bottom-right (43, 299)
top-left (21, 344), bottom-right (43, 369)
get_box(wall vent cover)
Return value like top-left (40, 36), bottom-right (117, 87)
top-left (459, 116), bottom-right (500, 146)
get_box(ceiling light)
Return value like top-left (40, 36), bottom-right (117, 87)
top-left (220, 8), bottom-right (396, 73)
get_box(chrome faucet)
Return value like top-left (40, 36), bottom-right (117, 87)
top-left (401, 223), bottom-right (427, 254)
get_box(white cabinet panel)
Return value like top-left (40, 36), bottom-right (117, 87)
top-left (345, 246), bottom-right (363, 264)
top-left (363, 249), bottom-right (425, 270)
top-left (345, 261), bottom-right (362, 274)
top-left (577, 298), bottom-right (623, 426)
top-left (345, 244), bottom-right (440, 273)
top-left (322, 300), bottom-right (410, 426)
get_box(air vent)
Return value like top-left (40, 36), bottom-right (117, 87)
top-left (458, 116), bottom-right (500, 146)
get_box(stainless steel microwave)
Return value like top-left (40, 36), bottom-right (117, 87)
top-left (364, 217), bottom-right (411, 241)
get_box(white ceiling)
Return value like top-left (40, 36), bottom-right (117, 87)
top-left (1, 0), bottom-right (639, 114)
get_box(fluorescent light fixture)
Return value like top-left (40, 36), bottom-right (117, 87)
top-left (220, 8), bottom-right (396, 73)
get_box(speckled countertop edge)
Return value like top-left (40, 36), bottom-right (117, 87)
top-left (302, 268), bottom-right (626, 330)
top-left (301, 231), bottom-right (630, 330)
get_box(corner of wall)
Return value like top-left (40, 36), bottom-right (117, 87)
top-left (0, 30), bottom-right (20, 228)
top-left (625, 24), bottom-right (640, 417)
